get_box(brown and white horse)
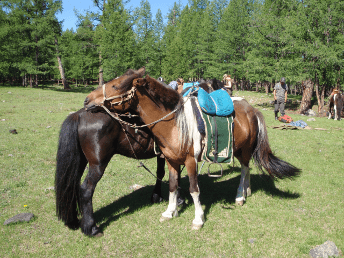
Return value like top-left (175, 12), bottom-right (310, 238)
top-left (84, 68), bottom-right (301, 230)
top-left (328, 89), bottom-right (343, 121)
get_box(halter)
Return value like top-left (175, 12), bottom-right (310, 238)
top-left (101, 83), bottom-right (137, 107)
top-left (99, 83), bottom-right (190, 130)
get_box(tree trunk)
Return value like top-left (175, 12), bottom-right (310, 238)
top-left (314, 74), bottom-right (325, 113)
top-left (35, 36), bottom-right (39, 87)
top-left (99, 53), bottom-right (104, 87)
top-left (255, 81), bottom-right (260, 92)
top-left (29, 74), bottom-right (33, 88)
top-left (55, 38), bottom-right (70, 90)
top-left (264, 82), bottom-right (270, 94)
top-left (298, 79), bottom-right (313, 114)
top-left (233, 78), bottom-right (238, 91)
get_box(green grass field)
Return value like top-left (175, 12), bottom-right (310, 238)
top-left (0, 85), bottom-right (343, 257)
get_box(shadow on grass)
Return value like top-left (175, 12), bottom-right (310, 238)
top-left (1, 82), bottom-right (98, 94)
top-left (94, 166), bottom-right (300, 233)
top-left (39, 85), bottom-right (97, 94)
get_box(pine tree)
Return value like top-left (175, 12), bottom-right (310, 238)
top-left (1, 0), bottom-right (63, 87)
top-left (96, 0), bottom-right (137, 81)
top-left (161, 2), bottom-right (183, 81)
top-left (134, 0), bottom-right (156, 73)
top-left (149, 9), bottom-right (165, 78)
top-left (216, 0), bottom-right (252, 89)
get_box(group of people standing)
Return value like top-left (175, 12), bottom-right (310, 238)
top-left (160, 75), bottom-right (289, 120)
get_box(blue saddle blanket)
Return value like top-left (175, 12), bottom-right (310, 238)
top-left (184, 87), bottom-right (234, 117)
top-left (183, 82), bottom-right (199, 90)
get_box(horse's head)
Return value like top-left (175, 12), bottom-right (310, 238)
top-left (84, 67), bottom-right (145, 112)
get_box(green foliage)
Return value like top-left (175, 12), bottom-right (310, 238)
top-left (0, 0), bottom-right (62, 85)
top-left (98, 0), bottom-right (137, 80)
top-left (1, 0), bottom-right (343, 93)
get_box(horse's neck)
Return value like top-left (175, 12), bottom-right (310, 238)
top-left (135, 91), bottom-right (176, 133)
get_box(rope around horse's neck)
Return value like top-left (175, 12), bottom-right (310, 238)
top-left (100, 104), bottom-right (180, 129)
top-left (100, 87), bottom-right (196, 130)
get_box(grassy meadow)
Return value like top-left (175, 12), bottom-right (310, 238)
top-left (0, 84), bottom-right (343, 257)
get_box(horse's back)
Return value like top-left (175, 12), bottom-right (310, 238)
top-left (77, 109), bottom-right (157, 160)
top-left (232, 98), bottom-right (259, 154)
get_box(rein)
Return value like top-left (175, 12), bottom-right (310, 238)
top-left (99, 83), bottom-right (195, 130)
top-left (98, 82), bottom-right (197, 187)
top-left (101, 83), bottom-right (137, 107)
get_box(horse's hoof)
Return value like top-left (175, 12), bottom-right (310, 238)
top-left (246, 188), bottom-right (252, 197)
top-left (177, 197), bottom-right (185, 206)
top-left (235, 200), bottom-right (244, 206)
top-left (151, 193), bottom-right (164, 203)
top-left (90, 226), bottom-right (103, 237)
top-left (191, 223), bottom-right (203, 230)
top-left (159, 216), bottom-right (171, 222)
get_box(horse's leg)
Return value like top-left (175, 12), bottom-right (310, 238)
top-left (235, 163), bottom-right (250, 206)
top-left (160, 161), bottom-right (180, 221)
top-left (186, 158), bottom-right (204, 230)
top-left (151, 155), bottom-right (165, 203)
top-left (328, 103), bottom-right (333, 119)
top-left (245, 168), bottom-right (252, 197)
top-left (334, 103), bottom-right (338, 120)
top-left (79, 164), bottom-right (105, 236)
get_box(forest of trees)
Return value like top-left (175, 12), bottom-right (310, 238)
top-left (1, 0), bottom-right (343, 113)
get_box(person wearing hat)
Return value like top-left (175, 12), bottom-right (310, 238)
top-left (273, 77), bottom-right (288, 120)
top-left (223, 74), bottom-right (233, 96)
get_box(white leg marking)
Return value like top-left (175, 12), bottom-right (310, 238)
top-left (244, 168), bottom-right (251, 197)
top-left (160, 190), bottom-right (178, 222)
top-left (190, 190), bottom-right (204, 229)
top-left (334, 104), bottom-right (338, 120)
top-left (236, 164), bottom-right (250, 205)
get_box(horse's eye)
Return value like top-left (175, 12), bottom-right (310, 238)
top-left (112, 85), bottom-right (118, 90)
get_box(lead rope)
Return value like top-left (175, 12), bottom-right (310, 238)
top-left (102, 84), bottom-right (197, 192)
top-left (100, 85), bottom-right (197, 130)
top-left (120, 126), bottom-right (168, 184)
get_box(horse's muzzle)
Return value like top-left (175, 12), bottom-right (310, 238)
top-left (84, 97), bottom-right (99, 112)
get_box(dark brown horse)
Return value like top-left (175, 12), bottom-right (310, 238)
top-left (84, 68), bottom-right (301, 230)
top-left (55, 107), bottom-right (168, 237)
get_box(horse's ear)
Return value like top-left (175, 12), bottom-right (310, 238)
top-left (137, 67), bottom-right (145, 77)
top-left (133, 77), bottom-right (146, 87)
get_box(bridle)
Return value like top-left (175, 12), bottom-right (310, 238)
top-left (99, 82), bottom-right (190, 130)
top-left (101, 83), bottom-right (137, 107)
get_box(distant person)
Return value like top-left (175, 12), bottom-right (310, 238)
top-left (177, 78), bottom-right (184, 94)
top-left (273, 77), bottom-right (288, 120)
top-left (168, 80), bottom-right (178, 90)
top-left (223, 74), bottom-right (232, 89)
top-left (222, 74), bottom-right (233, 96)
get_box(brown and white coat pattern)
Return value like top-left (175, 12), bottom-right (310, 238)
top-left (328, 89), bottom-right (343, 121)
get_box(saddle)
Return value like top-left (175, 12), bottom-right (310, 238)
top-left (186, 88), bottom-right (234, 177)
top-left (184, 87), bottom-right (234, 117)
top-left (183, 81), bottom-right (199, 90)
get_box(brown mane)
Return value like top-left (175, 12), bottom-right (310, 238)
top-left (97, 68), bottom-right (145, 92)
top-left (143, 75), bottom-right (182, 110)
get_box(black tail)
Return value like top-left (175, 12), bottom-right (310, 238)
top-left (252, 110), bottom-right (301, 179)
top-left (55, 110), bottom-right (86, 229)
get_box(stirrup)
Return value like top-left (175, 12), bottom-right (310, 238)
top-left (207, 162), bottom-right (223, 177)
